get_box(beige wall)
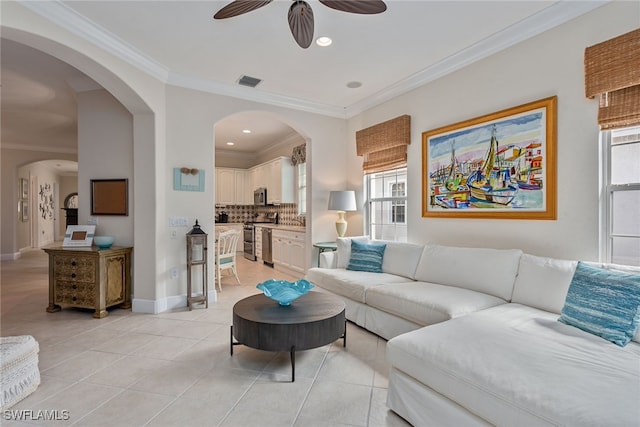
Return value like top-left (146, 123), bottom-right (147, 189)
top-left (346, 1), bottom-right (639, 261)
top-left (77, 89), bottom-right (134, 247)
top-left (1, 149), bottom-right (76, 258)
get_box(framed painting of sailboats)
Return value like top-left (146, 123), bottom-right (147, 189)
top-left (422, 96), bottom-right (557, 220)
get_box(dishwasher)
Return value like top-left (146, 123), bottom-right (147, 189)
top-left (262, 228), bottom-right (273, 267)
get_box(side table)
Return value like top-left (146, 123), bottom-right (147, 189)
top-left (313, 241), bottom-right (337, 267)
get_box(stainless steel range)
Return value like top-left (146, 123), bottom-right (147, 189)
top-left (243, 213), bottom-right (278, 261)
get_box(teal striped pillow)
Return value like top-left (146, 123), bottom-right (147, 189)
top-left (559, 262), bottom-right (640, 347)
top-left (346, 240), bottom-right (386, 273)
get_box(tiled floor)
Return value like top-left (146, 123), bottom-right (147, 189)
top-left (1, 249), bottom-right (410, 427)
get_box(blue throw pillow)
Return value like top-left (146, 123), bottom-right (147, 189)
top-left (558, 262), bottom-right (640, 346)
top-left (346, 240), bottom-right (386, 273)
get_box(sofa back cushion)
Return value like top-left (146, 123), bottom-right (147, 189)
top-left (381, 241), bottom-right (425, 279)
top-left (414, 244), bottom-right (522, 301)
top-left (511, 254), bottom-right (578, 314)
top-left (336, 236), bottom-right (369, 268)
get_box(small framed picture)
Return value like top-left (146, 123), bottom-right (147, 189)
top-left (63, 225), bottom-right (96, 247)
top-left (20, 178), bottom-right (29, 200)
top-left (91, 179), bottom-right (128, 216)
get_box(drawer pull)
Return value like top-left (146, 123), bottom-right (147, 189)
top-left (72, 285), bottom-right (77, 290)
top-left (72, 296), bottom-right (77, 301)
top-left (71, 261), bottom-right (77, 266)
top-left (71, 273), bottom-right (76, 278)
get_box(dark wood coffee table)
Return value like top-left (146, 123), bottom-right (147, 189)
top-left (230, 291), bottom-right (346, 382)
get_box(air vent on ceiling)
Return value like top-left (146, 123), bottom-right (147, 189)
top-left (237, 75), bottom-right (262, 88)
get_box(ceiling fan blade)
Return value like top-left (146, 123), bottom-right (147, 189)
top-left (319, 0), bottom-right (386, 14)
top-left (288, 1), bottom-right (314, 49)
top-left (213, 0), bottom-right (273, 19)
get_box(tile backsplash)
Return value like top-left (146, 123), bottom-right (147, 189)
top-left (215, 204), bottom-right (304, 226)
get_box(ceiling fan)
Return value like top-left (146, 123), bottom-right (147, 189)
top-left (213, 0), bottom-right (387, 49)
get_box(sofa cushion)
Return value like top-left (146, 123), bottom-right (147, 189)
top-left (559, 261), bottom-right (640, 347)
top-left (336, 236), bottom-right (369, 269)
top-left (414, 244), bottom-right (522, 301)
top-left (366, 282), bottom-right (505, 327)
top-left (511, 254), bottom-right (578, 314)
top-left (381, 241), bottom-right (425, 280)
top-left (346, 240), bottom-right (386, 273)
top-left (387, 304), bottom-right (640, 427)
top-left (305, 267), bottom-right (409, 303)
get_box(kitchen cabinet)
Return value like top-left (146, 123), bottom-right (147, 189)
top-left (234, 170), bottom-right (252, 204)
top-left (272, 229), bottom-right (305, 278)
top-left (267, 157), bottom-right (294, 204)
top-left (44, 246), bottom-right (132, 318)
top-left (250, 164), bottom-right (266, 193)
top-left (216, 168), bottom-right (251, 205)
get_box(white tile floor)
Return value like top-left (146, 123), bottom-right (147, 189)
top-left (1, 249), bottom-right (410, 427)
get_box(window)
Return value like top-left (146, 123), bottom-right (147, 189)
top-left (365, 168), bottom-right (407, 242)
top-left (600, 126), bottom-right (640, 266)
top-left (297, 162), bottom-right (306, 215)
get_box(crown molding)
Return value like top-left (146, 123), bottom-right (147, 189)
top-left (344, 1), bottom-right (609, 118)
top-left (167, 72), bottom-right (347, 119)
top-left (20, 0), bottom-right (608, 120)
top-left (19, 0), bottom-right (170, 82)
top-left (1, 143), bottom-right (77, 154)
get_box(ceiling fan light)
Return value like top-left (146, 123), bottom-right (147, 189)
top-left (316, 36), bottom-right (332, 47)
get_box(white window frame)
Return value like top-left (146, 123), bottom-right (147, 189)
top-left (599, 127), bottom-right (640, 266)
top-left (389, 181), bottom-right (406, 224)
top-left (297, 162), bottom-right (306, 215)
top-left (364, 167), bottom-right (408, 242)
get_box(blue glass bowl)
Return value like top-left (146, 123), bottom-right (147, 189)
top-left (256, 279), bottom-right (314, 306)
top-left (93, 236), bottom-right (115, 249)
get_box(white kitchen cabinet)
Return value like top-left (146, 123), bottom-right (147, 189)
top-left (250, 164), bottom-right (266, 193)
top-left (216, 168), bottom-right (236, 205)
top-left (234, 169), bottom-right (252, 205)
top-left (267, 157), bottom-right (294, 204)
top-left (272, 228), bottom-right (306, 278)
top-left (216, 168), bottom-right (251, 205)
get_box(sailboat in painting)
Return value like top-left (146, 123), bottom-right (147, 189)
top-left (431, 141), bottom-right (471, 209)
top-left (466, 125), bottom-right (518, 205)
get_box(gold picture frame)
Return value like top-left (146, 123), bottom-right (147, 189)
top-left (91, 179), bottom-right (128, 216)
top-left (422, 96), bottom-right (557, 220)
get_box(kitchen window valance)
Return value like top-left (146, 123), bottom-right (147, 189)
top-left (291, 143), bottom-right (306, 166)
top-left (356, 114), bottom-right (411, 174)
top-left (585, 28), bottom-right (640, 129)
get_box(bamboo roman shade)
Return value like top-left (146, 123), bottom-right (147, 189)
top-left (585, 28), bottom-right (640, 129)
top-left (356, 115), bottom-right (411, 173)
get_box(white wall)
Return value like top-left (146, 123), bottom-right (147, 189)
top-left (1, 149), bottom-right (77, 257)
top-left (346, 1), bottom-right (639, 261)
top-left (77, 89), bottom-right (134, 247)
top-left (162, 85), bottom-right (347, 300)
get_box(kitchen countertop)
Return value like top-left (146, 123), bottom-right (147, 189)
top-left (254, 224), bottom-right (306, 232)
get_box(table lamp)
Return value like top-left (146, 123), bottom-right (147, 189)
top-left (328, 190), bottom-right (357, 237)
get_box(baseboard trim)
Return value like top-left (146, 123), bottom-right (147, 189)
top-left (132, 291), bottom-right (217, 314)
top-left (0, 252), bottom-right (21, 261)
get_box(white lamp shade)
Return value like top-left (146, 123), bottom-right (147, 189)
top-left (328, 191), bottom-right (357, 211)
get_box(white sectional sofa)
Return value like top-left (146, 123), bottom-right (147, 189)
top-left (305, 238), bottom-right (640, 427)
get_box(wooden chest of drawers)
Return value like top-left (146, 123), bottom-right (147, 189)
top-left (44, 246), bottom-right (132, 318)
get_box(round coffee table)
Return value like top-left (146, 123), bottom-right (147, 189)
top-left (230, 291), bottom-right (346, 382)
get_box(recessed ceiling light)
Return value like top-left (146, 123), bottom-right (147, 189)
top-left (346, 81), bottom-right (362, 89)
top-left (226, 142), bottom-right (235, 146)
top-left (316, 36), bottom-right (332, 47)
top-left (242, 129), bottom-right (251, 134)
